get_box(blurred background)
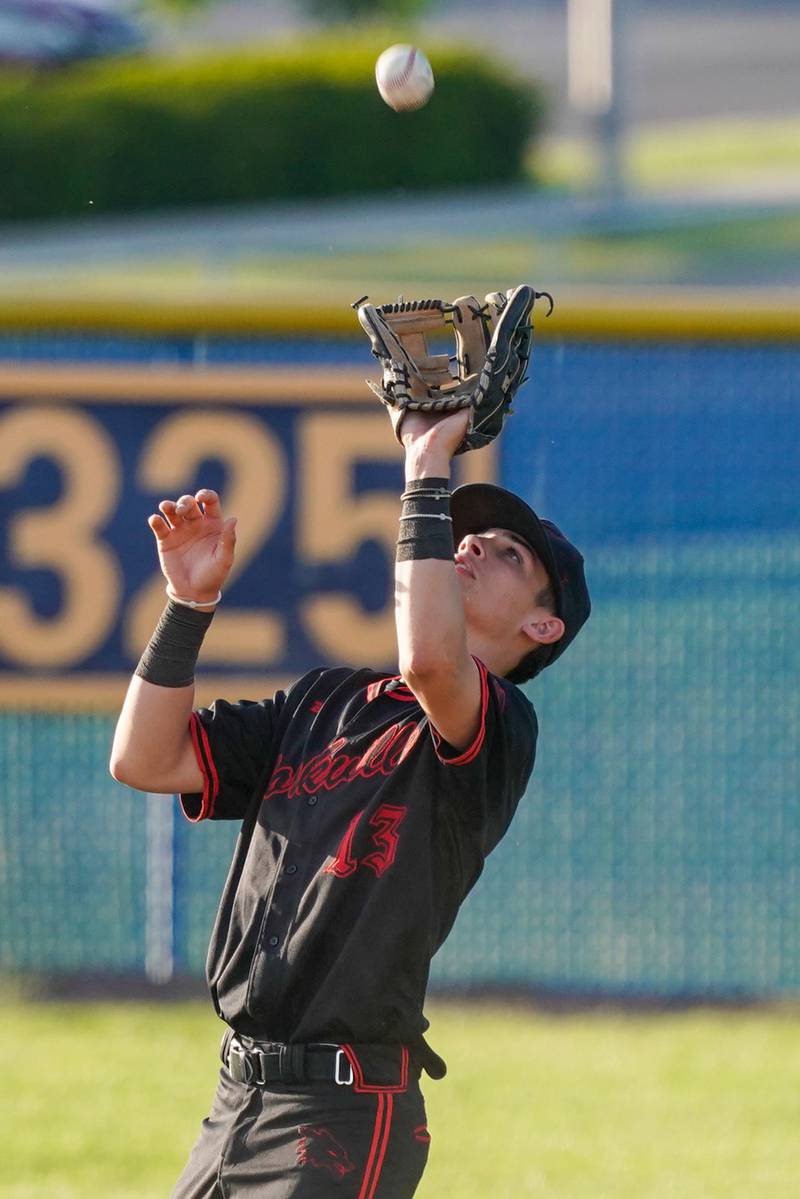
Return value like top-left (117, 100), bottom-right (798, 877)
top-left (0, 2), bottom-right (798, 1197)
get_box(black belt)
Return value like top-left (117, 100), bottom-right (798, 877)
top-left (221, 1031), bottom-right (355, 1087)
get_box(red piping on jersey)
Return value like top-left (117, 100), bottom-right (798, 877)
top-left (365, 677), bottom-right (417, 703)
top-left (340, 1044), bottom-right (409, 1094)
top-left (358, 1092), bottom-right (394, 1199)
top-left (186, 713), bottom-right (219, 821)
top-left (431, 657), bottom-right (490, 767)
top-left (196, 719), bottom-right (220, 811)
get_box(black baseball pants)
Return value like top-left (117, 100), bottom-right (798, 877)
top-left (172, 1047), bottom-right (430, 1198)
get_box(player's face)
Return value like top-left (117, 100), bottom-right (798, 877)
top-left (454, 527), bottom-right (554, 645)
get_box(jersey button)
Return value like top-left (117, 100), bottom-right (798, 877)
top-left (268, 935), bottom-right (279, 947)
top-left (285, 864), bottom-right (298, 875)
top-left (307, 794), bottom-right (318, 806)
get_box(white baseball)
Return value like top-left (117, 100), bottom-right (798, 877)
top-left (375, 44), bottom-right (434, 112)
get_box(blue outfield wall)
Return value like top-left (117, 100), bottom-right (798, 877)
top-left (0, 333), bottom-right (798, 996)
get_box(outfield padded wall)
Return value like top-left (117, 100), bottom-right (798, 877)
top-left (0, 326), bottom-right (798, 997)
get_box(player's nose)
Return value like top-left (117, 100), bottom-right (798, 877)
top-left (459, 534), bottom-right (485, 558)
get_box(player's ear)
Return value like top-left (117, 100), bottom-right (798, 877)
top-left (521, 615), bottom-right (565, 648)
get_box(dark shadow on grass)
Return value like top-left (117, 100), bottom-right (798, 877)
top-left (6, 972), bottom-right (785, 1013)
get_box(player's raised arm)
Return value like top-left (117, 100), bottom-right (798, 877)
top-left (109, 489), bottom-right (237, 795)
top-left (357, 284), bottom-right (548, 749)
top-left (394, 411), bottom-right (483, 751)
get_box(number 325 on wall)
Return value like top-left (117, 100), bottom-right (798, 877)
top-left (0, 386), bottom-right (491, 679)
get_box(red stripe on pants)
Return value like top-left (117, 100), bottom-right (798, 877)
top-left (358, 1092), bottom-right (394, 1199)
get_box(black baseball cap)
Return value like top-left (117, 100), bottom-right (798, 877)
top-left (450, 483), bottom-right (591, 679)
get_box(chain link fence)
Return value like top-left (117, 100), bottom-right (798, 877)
top-left (1, 332), bottom-right (797, 997)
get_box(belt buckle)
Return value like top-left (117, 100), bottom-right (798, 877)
top-left (227, 1042), bottom-right (254, 1085)
top-left (334, 1048), bottom-right (354, 1086)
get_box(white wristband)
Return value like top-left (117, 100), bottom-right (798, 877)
top-left (398, 512), bottom-right (452, 522)
top-left (166, 586), bottom-right (222, 610)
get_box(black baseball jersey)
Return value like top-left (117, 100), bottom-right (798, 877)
top-left (182, 659), bottom-right (537, 1077)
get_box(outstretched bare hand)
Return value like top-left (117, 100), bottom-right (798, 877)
top-left (148, 489), bottom-right (236, 604)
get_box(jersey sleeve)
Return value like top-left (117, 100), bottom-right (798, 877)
top-left (180, 694), bottom-right (285, 823)
top-left (430, 659), bottom-right (538, 854)
top-left (180, 668), bottom-right (330, 823)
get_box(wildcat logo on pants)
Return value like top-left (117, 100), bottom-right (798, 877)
top-left (297, 1125), bottom-right (357, 1179)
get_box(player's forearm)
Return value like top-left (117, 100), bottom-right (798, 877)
top-left (396, 443), bottom-right (468, 678)
top-left (110, 675), bottom-right (198, 793)
top-left (396, 557), bottom-right (468, 679)
top-left (110, 599), bottom-right (213, 793)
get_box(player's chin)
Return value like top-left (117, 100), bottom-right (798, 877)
top-left (455, 569), bottom-right (476, 599)
top-left (455, 569), bottom-right (479, 609)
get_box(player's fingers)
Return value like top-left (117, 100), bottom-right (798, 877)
top-left (148, 513), bottom-right (171, 541)
top-left (175, 493), bottom-right (202, 521)
top-left (212, 516), bottom-right (238, 566)
top-left (158, 499), bottom-right (178, 527)
top-left (195, 488), bottom-right (221, 517)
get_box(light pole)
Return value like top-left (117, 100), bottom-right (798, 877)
top-left (567, 0), bottom-right (627, 201)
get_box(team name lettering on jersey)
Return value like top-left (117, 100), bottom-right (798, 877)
top-left (264, 720), bottom-right (425, 802)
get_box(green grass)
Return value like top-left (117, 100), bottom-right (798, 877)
top-left (2, 205), bottom-right (799, 305)
top-left (537, 114), bottom-right (800, 193)
top-left (1, 999), bottom-right (798, 1198)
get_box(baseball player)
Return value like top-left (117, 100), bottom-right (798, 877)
top-left (110, 290), bottom-right (590, 1197)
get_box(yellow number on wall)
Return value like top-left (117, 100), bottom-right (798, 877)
top-left (0, 406), bottom-right (121, 666)
top-left (298, 413), bottom-right (400, 666)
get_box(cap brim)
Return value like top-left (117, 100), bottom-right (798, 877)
top-left (450, 483), bottom-right (563, 613)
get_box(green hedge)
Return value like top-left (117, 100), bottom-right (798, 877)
top-left (0, 39), bottom-right (543, 220)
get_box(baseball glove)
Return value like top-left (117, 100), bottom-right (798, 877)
top-left (354, 284), bottom-right (554, 453)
